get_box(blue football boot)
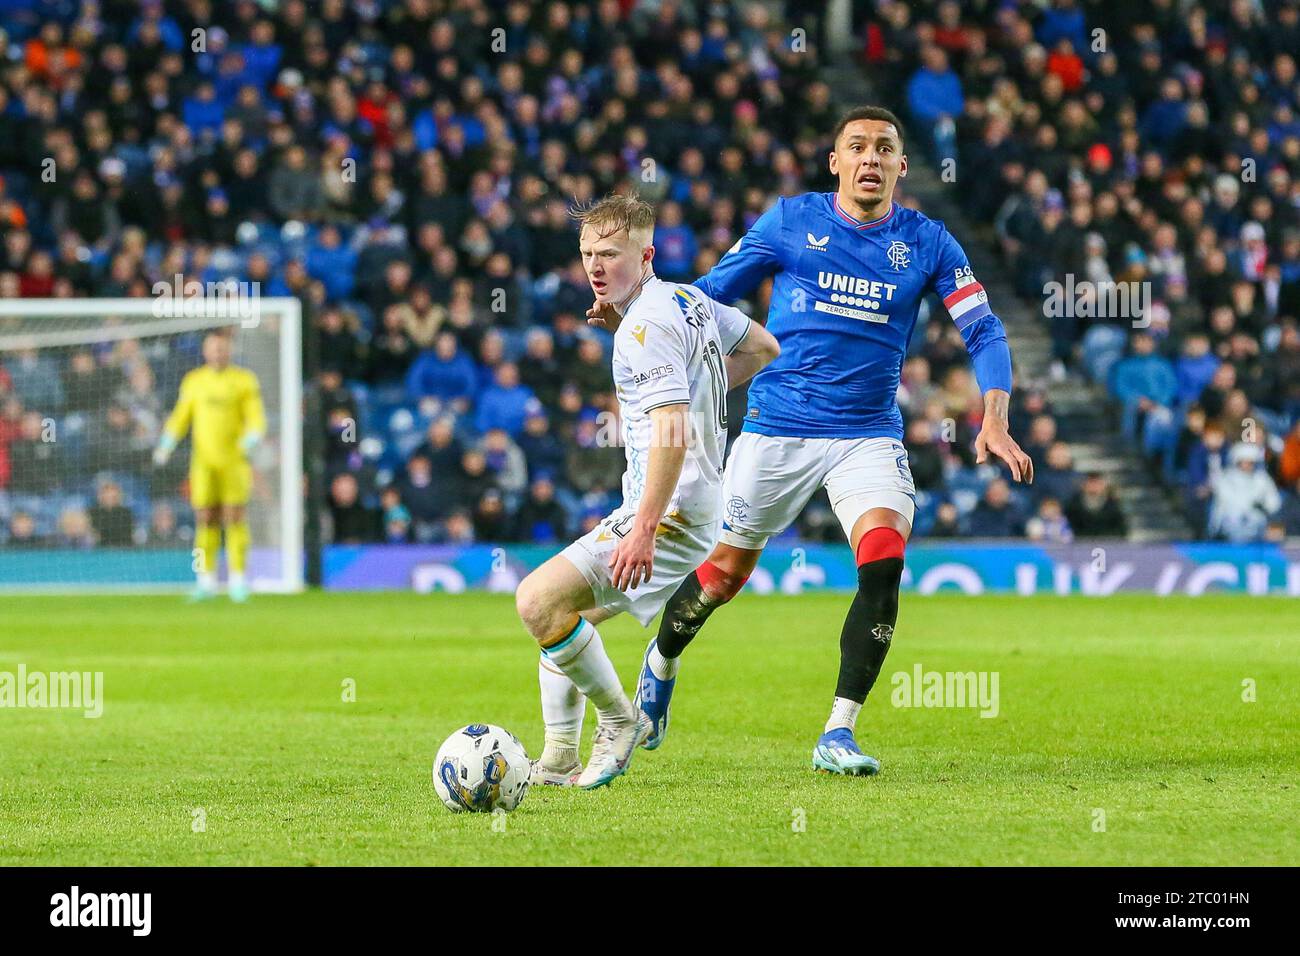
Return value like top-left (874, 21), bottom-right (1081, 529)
top-left (632, 638), bottom-right (675, 750)
top-left (812, 728), bottom-right (881, 776)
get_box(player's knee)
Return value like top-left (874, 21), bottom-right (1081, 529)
top-left (855, 527), bottom-right (906, 589)
top-left (514, 576), bottom-right (555, 639)
top-left (696, 559), bottom-right (749, 604)
top-left (514, 577), bottom-right (541, 629)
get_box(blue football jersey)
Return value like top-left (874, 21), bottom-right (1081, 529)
top-left (694, 192), bottom-right (1011, 440)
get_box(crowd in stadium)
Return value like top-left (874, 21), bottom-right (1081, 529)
top-left (0, 0), bottom-right (1297, 548)
top-left (868, 0), bottom-right (1300, 541)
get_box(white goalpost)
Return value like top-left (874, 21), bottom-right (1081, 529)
top-left (0, 297), bottom-right (303, 593)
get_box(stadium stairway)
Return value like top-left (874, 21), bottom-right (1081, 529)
top-left (822, 61), bottom-right (1193, 541)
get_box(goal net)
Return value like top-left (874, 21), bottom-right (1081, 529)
top-left (0, 297), bottom-right (302, 592)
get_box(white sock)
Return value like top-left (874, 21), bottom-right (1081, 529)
top-left (648, 642), bottom-right (679, 680)
top-left (825, 696), bottom-right (862, 733)
top-left (538, 654), bottom-right (585, 766)
top-left (541, 618), bottom-right (634, 724)
top-left (198, 571), bottom-right (217, 591)
top-left (229, 570), bottom-right (246, 588)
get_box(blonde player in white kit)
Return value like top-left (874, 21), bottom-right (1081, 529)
top-left (514, 194), bottom-right (779, 790)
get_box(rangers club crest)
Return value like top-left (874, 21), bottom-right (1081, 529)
top-left (872, 623), bottom-right (894, 644)
top-left (886, 241), bottom-right (910, 271)
top-left (725, 495), bottom-right (749, 523)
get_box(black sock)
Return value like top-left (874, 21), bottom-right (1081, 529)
top-left (655, 571), bottom-right (724, 659)
top-left (835, 555), bottom-right (903, 702)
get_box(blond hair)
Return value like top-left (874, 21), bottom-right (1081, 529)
top-left (570, 193), bottom-right (656, 245)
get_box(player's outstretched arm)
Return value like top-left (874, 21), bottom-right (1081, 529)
top-left (974, 388), bottom-right (1034, 484)
top-left (608, 403), bottom-right (690, 592)
top-left (723, 318), bottom-right (780, 390)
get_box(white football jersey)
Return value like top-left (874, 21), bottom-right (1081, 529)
top-left (611, 274), bottom-right (751, 527)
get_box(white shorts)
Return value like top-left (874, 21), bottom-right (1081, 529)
top-left (719, 432), bottom-right (916, 550)
top-left (561, 508), bottom-right (720, 627)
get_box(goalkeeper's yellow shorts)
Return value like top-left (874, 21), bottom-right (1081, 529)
top-left (189, 460), bottom-right (252, 508)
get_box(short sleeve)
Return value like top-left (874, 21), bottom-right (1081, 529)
top-left (713, 301), bottom-right (752, 355)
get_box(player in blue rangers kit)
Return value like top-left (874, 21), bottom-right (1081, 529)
top-left (611, 105), bottom-right (1035, 775)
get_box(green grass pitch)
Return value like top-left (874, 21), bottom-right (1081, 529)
top-left (0, 592), bottom-right (1295, 866)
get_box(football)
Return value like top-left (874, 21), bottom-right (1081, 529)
top-left (431, 723), bottom-right (530, 813)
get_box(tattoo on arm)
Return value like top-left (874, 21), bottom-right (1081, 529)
top-left (983, 389), bottom-right (1010, 427)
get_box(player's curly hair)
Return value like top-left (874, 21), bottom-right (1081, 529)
top-left (569, 193), bottom-right (656, 244)
top-left (832, 106), bottom-right (906, 147)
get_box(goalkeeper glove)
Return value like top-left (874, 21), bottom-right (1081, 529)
top-left (240, 431), bottom-right (262, 455)
top-left (153, 434), bottom-right (176, 467)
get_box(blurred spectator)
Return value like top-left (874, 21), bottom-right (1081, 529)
top-left (1112, 333), bottom-right (1176, 439)
top-left (518, 329), bottom-right (563, 409)
top-left (517, 411), bottom-right (566, 481)
top-left (406, 332), bottom-right (477, 417)
top-left (410, 417), bottom-right (463, 477)
top-left (1280, 421), bottom-right (1300, 490)
top-left (512, 476), bottom-right (569, 543)
top-left (395, 454), bottom-right (443, 539)
top-left (907, 46), bottom-right (962, 156)
top-left (653, 201), bottom-right (699, 282)
top-left (8, 411), bottom-right (58, 494)
top-left (479, 428), bottom-right (528, 496)
top-left (147, 502), bottom-right (185, 547)
top-left (474, 362), bottom-right (538, 437)
top-left (268, 145), bottom-right (325, 223)
top-left (317, 307), bottom-right (366, 380)
top-left (1022, 414), bottom-right (1058, 465)
top-left (1208, 444), bottom-right (1281, 542)
top-left (380, 487), bottom-right (412, 544)
top-left (56, 507), bottom-right (95, 549)
top-left (905, 418), bottom-right (946, 491)
top-left (567, 335), bottom-right (611, 404)
top-left (1280, 478), bottom-right (1300, 537)
top-left (967, 478), bottom-right (1024, 537)
top-left (1035, 442), bottom-right (1080, 505)
top-left (928, 501), bottom-right (964, 538)
top-left (1174, 335), bottom-right (1220, 408)
top-left (368, 305), bottom-right (417, 387)
top-left (1066, 473), bottom-right (1128, 538)
top-left (473, 489), bottom-right (511, 542)
top-left (6, 511), bottom-right (43, 548)
top-left (1026, 497), bottom-right (1073, 543)
top-left (88, 479), bottom-right (134, 546)
top-left (443, 510), bottom-right (477, 545)
top-left (446, 449), bottom-right (497, 516)
top-left (329, 472), bottom-right (381, 544)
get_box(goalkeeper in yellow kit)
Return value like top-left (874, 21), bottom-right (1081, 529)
top-left (153, 332), bottom-right (266, 602)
